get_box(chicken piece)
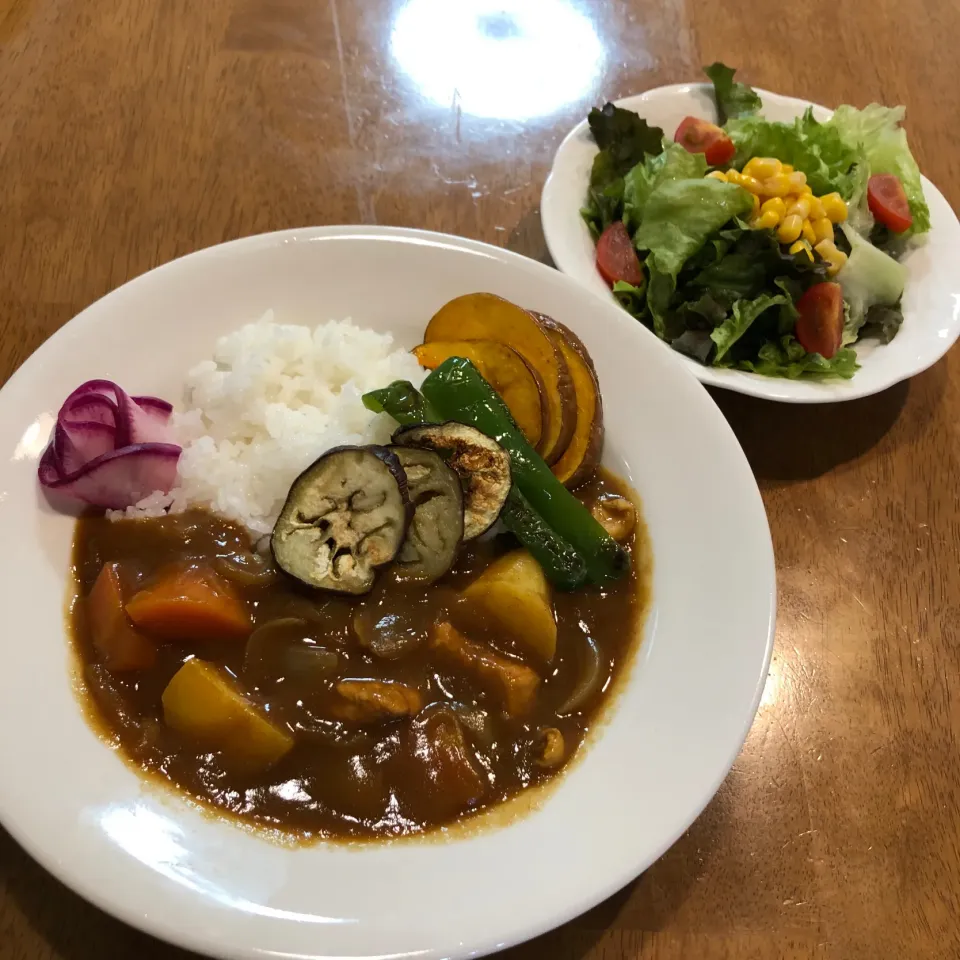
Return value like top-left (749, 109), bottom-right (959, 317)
top-left (329, 679), bottom-right (422, 724)
top-left (409, 706), bottom-right (486, 818)
top-left (590, 495), bottom-right (637, 543)
top-left (431, 622), bottom-right (539, 716)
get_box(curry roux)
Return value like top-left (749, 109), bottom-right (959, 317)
top-left (69, 469), bottom-right (650, 841)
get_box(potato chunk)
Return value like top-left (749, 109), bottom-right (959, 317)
top-left (431, 622), bottom-right (539, 716)
top-left (462, 550), bottom-right (557, 662)
top-left (330, 679), bottom-right (422, 724)
top-left (162, 658), bottom-right (293, 773)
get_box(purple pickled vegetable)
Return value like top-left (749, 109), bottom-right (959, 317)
top-left (38, 379), bottom-right (181, 509)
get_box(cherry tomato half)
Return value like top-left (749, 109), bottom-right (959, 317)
top-left (674, 116), bottom-right (736, 167)
top-left (795, 282), bottom-right (844, 359)
top-left (595, 221), bottom-right (643, 287)
top-left (867, 173), bottom-right (913, 233)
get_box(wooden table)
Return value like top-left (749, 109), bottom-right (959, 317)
top-left (2, 0), bottom-right (959, 957)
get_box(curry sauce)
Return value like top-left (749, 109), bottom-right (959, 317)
top-left (70, 469), bottom-right (650, 841)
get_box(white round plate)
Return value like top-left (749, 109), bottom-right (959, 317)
top-left (0, 227), bottom-right (775, 960)
top-left (542, 83), bottom-right (960, 403)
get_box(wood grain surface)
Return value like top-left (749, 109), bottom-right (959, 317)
top-left (2, 0), bottom-right (959, 958)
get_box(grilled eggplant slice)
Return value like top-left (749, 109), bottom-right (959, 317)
top-left (392, 422), bottom-right (511, 540)
top-left (272, 446), bottom-right (410, 594)
top-left (390, 446), bottom-right (464, 583)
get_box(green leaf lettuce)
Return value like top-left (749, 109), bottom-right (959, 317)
top-left (827, 103), bottom-right (930, 234)
top-left (703, 62), bottom-right (762, 125)
top-left (632, 179), bottom-right (754, 337)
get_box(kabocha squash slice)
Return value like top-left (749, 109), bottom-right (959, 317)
top-left (534, 313), bottom-right (604, 488)
top-left (423, 293), bottom-right (576, 464)
top-left (413, 339), bottom-right (545, 448)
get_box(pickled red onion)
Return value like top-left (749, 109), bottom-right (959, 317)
top-left (38, 380), bottom-right (181, 509)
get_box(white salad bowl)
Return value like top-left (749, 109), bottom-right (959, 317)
top-left (0, 226), bottom-right (775, 960)
top-left (542, 84), bottom-right (960, 403)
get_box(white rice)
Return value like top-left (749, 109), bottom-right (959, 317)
top-left (112, 311), bottom-right (424, 535)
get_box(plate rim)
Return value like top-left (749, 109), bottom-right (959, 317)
top-left (0, 224), bottom-right (777, 960)
top-left (541, 82), bottom-right (960, 403)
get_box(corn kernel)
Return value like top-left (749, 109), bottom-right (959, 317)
top-left (814, 238), bottom-right (848, 275)
top-left (751, 192), bottom-right (761, 216)
top-left (807, 196), bottom-right (826, 220)
top-left (762, 173), bottom-right (792, 197)
top-left (759, 197), bottom-right (786, 224)
top-left (786, 197), bottom-right (811, 219)
top-left (706, 170), bottom-right (728, 181)
top-left (777, 215), bottom-right (803, 244)
top-left (825, 251), bottom-right (848, 276)
top-left (811, 217), bottom-right (834, 243)
top-left (751, 210), bottom-right (781, 231)
top-left (728, 169), bottom-right (763, 194)
top-left (801, 219), bottom-right (817, 244)
top-left (789, 239), bottom-right (814, 261)
top-left (781, 164), bottom-right (795, 174)
top-left (786, 171), bottom-right (808, 193)
top-left (743, 157), bottom-right (782, 180)
top-left (821, 193), bottom-right (848, 223)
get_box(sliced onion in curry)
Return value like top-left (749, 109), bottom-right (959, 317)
top-left (353, 607), bottom-right (426, 659)
top-left (448, 701), bottom-right (495, 747)
top-left (244, 618), bottom-right (339, 688)
top-left (271, 445), bottom-right (411, 594)
top-left (271, 594), bottom-right (330, 624)
top-left (392, 422), bottom-right (511, 540)
top-left (292, 717), bottom-right (373, 750)
top-left (556, 634), bottom-right (604, 715)
top-left (215, 550), bottom-right (280, 587)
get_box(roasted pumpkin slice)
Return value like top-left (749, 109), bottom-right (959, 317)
top-left (423, 293), bottom-right (575, 464)
top-left (534, 314), bottom-right (604, 488)
top-left (413, 339), bottom-right (544, 448)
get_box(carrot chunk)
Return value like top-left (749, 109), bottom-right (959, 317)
top-left (125, 565), bottom-right (251, 643)
top-left (87, 563), bottom-right (157, 671)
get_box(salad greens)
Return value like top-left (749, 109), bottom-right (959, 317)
top-left (584, 104), bottom-right (664, 236)
top-left (703, 62), bottom-right (762, 124)
top-left (633, 178), bottom-right (755, 338)
top-left (581, 64), bottom-right (930, 380)
top-left (726, 109), bottom-right (862, 198)
top-left (829, 103), bottom-right (930, 233)
top-left (837, 222), bottom-right (907, 337)
top-left (623, 144), bottom-right (708, 231)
